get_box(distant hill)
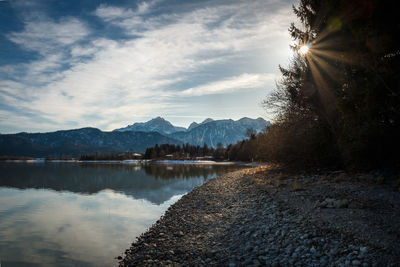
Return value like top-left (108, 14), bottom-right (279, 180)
top-left (0, 128), bottom-right (182, 157)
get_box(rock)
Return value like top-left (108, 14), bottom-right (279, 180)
top-left (320, 256), bottom-right (328, 265)
top-left (258, 255), bottom-right (267, 261)
top-left (330, 247), bottom-right (338, 256)
top-left (335, 199), bottom-right (349, 209)
top-left (352, 260), bottom-right (361, 266)
top-left (300, 234), bottom-right (310, 240)
top-left (285, 245), bottom-right (293, 255)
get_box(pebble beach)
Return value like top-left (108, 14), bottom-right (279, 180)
top-left (119, 166), bottom-right (400, 266)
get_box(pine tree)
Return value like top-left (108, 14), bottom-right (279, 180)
top-left (264, 0), bottom-right (399, 168)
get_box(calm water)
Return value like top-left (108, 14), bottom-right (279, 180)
top-left (0, 162), bottom-right (242, 266)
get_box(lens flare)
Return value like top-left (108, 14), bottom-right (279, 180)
top-left (299, 45), bottom-right (310, 55)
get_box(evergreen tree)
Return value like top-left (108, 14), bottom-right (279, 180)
top-left (264, 0), bottom-right (399, 168)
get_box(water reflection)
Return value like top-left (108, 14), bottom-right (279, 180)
top-left (0, 163), bottom-right (242, 266)
top-left (0, 163), bottom-right (240, 204)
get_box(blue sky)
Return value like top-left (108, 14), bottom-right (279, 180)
top-left (0, 0), bottom-right (296, 133)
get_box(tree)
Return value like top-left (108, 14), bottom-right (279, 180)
top-left (263, 0), bottom-right (399, 168)
top-left (245, 128), bottom-right (257, 140)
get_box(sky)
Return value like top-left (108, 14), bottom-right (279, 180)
top-left (0, 0), bottom-right (297, 134)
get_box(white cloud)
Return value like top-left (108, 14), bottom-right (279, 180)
top-left (7, 17), bottom-right (90, 55)
top-left (95, 5), bottom-right (136, 22)
top-left (181, 73), bottom-right (277, 96)
top-left (0, 0), bottom-right (295, 133)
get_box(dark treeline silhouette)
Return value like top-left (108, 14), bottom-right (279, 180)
top-left (143, 143), bottom-right (218, 159)
top-left (250, 0), bottom-right (399, 169)
top-left (0, 155), bottom-right (33, 160)
top-left (79, 152), bottom-right (142, 161)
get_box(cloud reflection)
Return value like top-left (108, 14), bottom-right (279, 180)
top-left (0, 187), bottom-right (180, 266)
top-left (0, 163), bottom-right (241, 266)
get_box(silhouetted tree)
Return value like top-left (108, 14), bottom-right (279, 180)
top-left (262, 0), bottom-right (399, 168)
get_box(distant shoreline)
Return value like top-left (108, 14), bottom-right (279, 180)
top-left (0, 158), bottom-right (265, 167)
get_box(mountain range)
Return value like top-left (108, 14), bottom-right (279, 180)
top-left (0, 117), bottom-right (270, 157)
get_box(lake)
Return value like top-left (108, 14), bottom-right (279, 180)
top-left (0, 162), bottom-right (243, 266)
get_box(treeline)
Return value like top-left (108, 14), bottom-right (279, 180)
top-left (0, 155), bottom-right (33, 160)
top-left (79, 152), bottom-right (142, 161)
top-left (143, 143), bottom-right (224, 159)
top-left (250, 0), bottom-right (399, 169)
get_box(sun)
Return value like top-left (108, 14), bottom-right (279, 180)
top-left (299, 44), bottom-right (310, 55)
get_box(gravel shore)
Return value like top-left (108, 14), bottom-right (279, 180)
top-left (119, 166), bottom-right (400, 266)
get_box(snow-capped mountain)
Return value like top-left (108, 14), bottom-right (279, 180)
top-left (170, 117), bottom-right (270, 147)
top-left (187, 118), bottom-right (214, 131)
top-left (114, 116), bottom-right (186, 135)
top-left (115, 117), bottom-right (270, 148)
top-left (187, 122), bottom-right (199, 131)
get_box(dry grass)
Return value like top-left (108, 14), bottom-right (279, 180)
top-left (242, 165), bottom-right (293, 188)
top-left (243, 165), bottom-right (272, 176)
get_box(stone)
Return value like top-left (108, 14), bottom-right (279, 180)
top-left (300, 233), bottom-right (310, 240)
top-left (352, 260), bottom-right (361, 266)
top-left (335, 199), bottom-right (349, 208)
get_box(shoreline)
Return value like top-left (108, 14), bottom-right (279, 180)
top-left (0, 159), bottom-right (262, 166)
top-left (119, 166), bottom-right (400, 266)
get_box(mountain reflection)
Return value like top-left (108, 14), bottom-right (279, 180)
top-left (0, 163), bottom-right (241, 204)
